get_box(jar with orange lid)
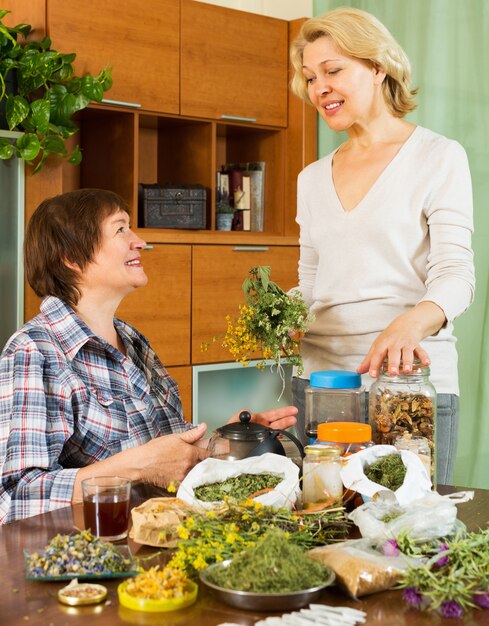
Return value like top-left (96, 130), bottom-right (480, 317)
top-left (315, 422), bottom-right (374, 457)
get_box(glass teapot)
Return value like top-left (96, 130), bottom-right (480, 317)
top-left (207, 411), bottom-right (305, 461)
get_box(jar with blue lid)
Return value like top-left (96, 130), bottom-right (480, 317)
top-left (304, 370), bottom-right (366, 442)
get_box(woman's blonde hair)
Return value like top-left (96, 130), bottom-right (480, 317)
top-left (290, 7), bottom-right (417, 117)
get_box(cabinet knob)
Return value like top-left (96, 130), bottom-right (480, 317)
top-left (144, 245), bottom-right (154, 250)
top-left (233, 246), bottom-right (269, 252)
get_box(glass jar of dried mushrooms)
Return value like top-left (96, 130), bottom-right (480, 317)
top-left (368, 360), bottom-right (436, 478)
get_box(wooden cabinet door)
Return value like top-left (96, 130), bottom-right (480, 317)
top-left (181, 0), bottom-right (288, 127)
top-left (47, 0), bottom-right (180, 114)
top-left (116, 244), bottom-right (191, 367)
top-left (166, 365), bottom-right (192, 423)
top-left (192, 245), bottom-right (299, 364)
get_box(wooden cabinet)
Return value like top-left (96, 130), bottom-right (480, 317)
top-left (115, 244), bottom-right (191, 367)
top-left (47, 0), bottom-right (180, 114)
top-left (16, 2), bottom-right (317, 421)
top-left (191, 245), bottom-right (300, 364)
top-left (181, 0), bottom-right (288, 127)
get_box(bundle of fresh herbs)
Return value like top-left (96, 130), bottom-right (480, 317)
top-left (395, 527), bottom-right (489, 617)
top-left (194, 473), bottom-right (282, 502)
top-left (365, 453), bottom-right (407, 491)
top-left (203, 266), bottom-right (313, 377)
top-left (206, 528), bottom-right (332, 593)
top-left (168, 499), bottom-right (349, 577)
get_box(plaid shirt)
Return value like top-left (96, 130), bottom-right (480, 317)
top-left (0, 296), bottom-right (189, 523)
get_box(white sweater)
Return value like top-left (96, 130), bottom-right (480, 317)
top-left (295, 126), bottom-right (475, 394)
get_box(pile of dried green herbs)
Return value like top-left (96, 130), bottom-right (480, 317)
top-left (365, 453), bottom-right (407, 491)
top-left (194, 473), bottom-right (282, 502)
top-left (206, 528), bottom-right (332, 593)
top-left (168, 499), bottom-right (349, 577)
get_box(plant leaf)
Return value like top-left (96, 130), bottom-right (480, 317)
top-left (68, 144), bottom-right (82, 165)
top-left (16, 133), bottom-right (40, 161)
top-left (0, 138), bottom-right (15, 160)
top-left (6, 94), bottom-right (29, 129)
top-left (30, 98), bottom-right (50, 134)
top-left (42, 135), bottom-right (67, 155)
top-left (80, 74), bottom-right (104, 101)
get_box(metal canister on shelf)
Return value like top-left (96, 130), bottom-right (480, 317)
top-left (304, 370), bottom-right (366, 443)
top-left (316, 421), bottom-right (373, 457)
top-left (368, 359), bottom-right (436, 477)
top-left (302, 444), bottom-right (343, 509)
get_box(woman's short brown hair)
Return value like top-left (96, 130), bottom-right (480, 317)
top-left (25, 188), bottom-right (129, 308)
top-left (290, 7), bottom-right (417, 117)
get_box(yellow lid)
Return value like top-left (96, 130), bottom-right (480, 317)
top-left (117, 579), bottom-right (198, 613)
top-left (317, 422), bottom-right (372, 444)
top-left (304, 444), bottom-right (342, 457)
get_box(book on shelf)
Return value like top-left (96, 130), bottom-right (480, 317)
top-left (219, 161), bottom-right (265, 232)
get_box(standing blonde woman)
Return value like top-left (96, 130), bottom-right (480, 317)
top-left (289, 8), bottom-right (474, 484)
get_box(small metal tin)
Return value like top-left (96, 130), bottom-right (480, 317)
top-left (58, 581), bottom-right (108, 606)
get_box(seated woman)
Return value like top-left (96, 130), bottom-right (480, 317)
top-left (0, 189), bottom-right (297, 523)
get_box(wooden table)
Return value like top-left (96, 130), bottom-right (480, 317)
top-left (1, 486), bottom-right (487, 626)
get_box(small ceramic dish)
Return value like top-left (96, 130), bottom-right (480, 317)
top-left (58, 580), bottom-right (108, 606)
top-left (199, 560), bottom-right (335, 611)
top-left (117, 579), bottom-right (198, 613)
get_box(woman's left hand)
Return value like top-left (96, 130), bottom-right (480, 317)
top-left (357, 301), bottom-right (446, 377)
top-left (228, 406), bottom-right (298, 430)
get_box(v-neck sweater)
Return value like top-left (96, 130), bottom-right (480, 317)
top-left (295, 126), bottom-right (475, 394)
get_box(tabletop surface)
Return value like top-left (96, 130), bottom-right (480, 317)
top-left (1, 485), bottom-right (487, 626)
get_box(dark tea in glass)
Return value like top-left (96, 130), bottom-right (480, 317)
top-left (81, 477), bottom-right (131, 541)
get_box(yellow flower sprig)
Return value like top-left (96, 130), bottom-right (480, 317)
top-left (202, 267), bottom-right (313, 375)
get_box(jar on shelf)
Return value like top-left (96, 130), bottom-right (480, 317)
top-left (316, 421), bottom-right (373, 457)
top-left (302, 444), bottom-right (343, 509)
top-left (305, 370), bottom-right (366, 443)
top-left (368, 359), bottom-right (436, 473)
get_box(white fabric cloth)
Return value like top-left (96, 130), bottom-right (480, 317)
top-left (294, 126), bottom-right (474, 394)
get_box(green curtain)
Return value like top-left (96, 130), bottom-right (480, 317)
top-left (312, 0), bottom-right (488, 488)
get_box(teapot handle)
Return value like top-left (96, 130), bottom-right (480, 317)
top-left (272, 429), bottom-right (305, 459)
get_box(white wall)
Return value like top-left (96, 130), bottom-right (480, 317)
top-left (195, 0), bottom-right (313, 19)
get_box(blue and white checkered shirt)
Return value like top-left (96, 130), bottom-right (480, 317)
top-left (0, 296), bottom-right (189, 523)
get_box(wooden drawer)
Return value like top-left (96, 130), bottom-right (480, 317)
top-left (181, 0), bottom-right (288, 127)
top-left (47, 0), bottom-right (180, 114)
top-left (116, 244), bottom-right (191, 366)
top-left (192, 244), bottom-right (299, 363)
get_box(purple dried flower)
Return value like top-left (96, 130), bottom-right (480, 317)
top-left (440, 600), bottom-right (463, 618)
top-left (473, 592), bottom-right (489, 609)
top-left (383, 538), bottom-right (400, 557)
top-left (435, 544), bottom-right (450, 568)
top-left (403, 587), bottom-right (423, 607)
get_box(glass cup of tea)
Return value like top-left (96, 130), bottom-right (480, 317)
top-left (81, 476), bottom-right (131, 541)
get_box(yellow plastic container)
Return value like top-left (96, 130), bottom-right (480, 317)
top-left (117, 579), bottom-right (198, 613)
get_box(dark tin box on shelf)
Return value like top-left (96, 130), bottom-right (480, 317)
top-left (138, 184), bottom-right (206, 229)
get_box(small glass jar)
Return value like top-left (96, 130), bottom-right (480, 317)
top-left (302, 444), bottom-right (343, 509)
top-left (305, 370), bottom-right (366, 442)
top-left (316, 421), bottom-right (373, 457)
top-left (369, 359), bottom-right (436, 474)
top-left (394, 433), bottom-right (433, 481)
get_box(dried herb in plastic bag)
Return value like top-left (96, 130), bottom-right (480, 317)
top-left (365, 453), bottom-right (406, 491)
top-left (194, 473), bottom-right (281, 502)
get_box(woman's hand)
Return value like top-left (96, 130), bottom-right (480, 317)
top-left (228, 406), bottom-right (298, 431)
top-left (357, 301), bottom-right (446, 377)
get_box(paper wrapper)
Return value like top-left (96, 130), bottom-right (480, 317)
top-left (129, 497), bottom-right (196, 547)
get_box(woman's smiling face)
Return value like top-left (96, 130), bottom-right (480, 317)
top-left (78, 209), bottom-right (148, 299)
top-left (302, 36), bottom-right (386, 132)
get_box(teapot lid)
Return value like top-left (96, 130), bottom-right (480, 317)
top-left (216, 411), bottom-right (269, 441)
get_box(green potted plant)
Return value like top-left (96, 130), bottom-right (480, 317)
top-left (0, 10), bottom-right (112, 173)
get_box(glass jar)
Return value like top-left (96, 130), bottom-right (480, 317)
top-left (369, 359), bottom-right (436, 472)
top-left (302, 444), bottom-right (343, 509)
top-left (316, 421), bottom-right (373, 457)
top-left (394, 434), bottom-right (433, 481)
top-left (305, 370), bottom-right (366, 442)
